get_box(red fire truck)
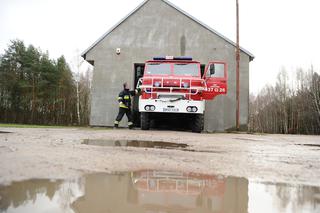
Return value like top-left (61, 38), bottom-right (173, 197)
top-left (137, 56), bottom-right (227, 132)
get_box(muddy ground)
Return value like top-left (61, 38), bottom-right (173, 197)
top-left (0, 127), bottom-right (319, 186)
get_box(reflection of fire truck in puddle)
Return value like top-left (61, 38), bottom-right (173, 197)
top-left (131, 170), bottom-right (226, 211)
top-left (132, 170), bottom-right (225, 195)
top-left (71, 170), bottom-right (248, 213)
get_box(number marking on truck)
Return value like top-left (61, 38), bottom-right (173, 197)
top-left (163, 108), bottom-right (179, 112)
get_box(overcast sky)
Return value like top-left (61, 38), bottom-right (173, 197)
top-left (1, 0), bottom-right (319, 93)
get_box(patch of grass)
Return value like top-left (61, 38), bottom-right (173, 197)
top-left (0, 123), bottom-right (113, 130)
top-left (0, 123), bottom-right (73, 128)
top-left (83, 126), bottom-right (113, 131)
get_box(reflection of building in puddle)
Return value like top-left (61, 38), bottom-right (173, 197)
top-left (1, 171), bottom-right (319, 212)
top-left (72, 171), bottom-right (248, 213)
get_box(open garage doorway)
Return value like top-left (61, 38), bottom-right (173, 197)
top-left (132, 63), bottom-right (145, 127)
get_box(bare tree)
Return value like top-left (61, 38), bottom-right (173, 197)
top-left (249, 66), bottom-right (320, 135)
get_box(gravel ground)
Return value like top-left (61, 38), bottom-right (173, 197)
top-left (0, 127), bottom-right (319, 186)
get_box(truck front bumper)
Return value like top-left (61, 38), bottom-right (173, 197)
top-left (139, 98), bottom-right (205, 114)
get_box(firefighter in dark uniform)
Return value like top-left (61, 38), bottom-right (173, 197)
top-left (114, 82), bottom-right (140, 129)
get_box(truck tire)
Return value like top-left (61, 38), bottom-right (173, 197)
top-left (141, 112), bottom-right (150, 130)
top-left (192, 114), bottom-right (204, 133)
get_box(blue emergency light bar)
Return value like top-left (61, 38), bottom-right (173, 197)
top-left (153, 56), bottom-right (193, 60)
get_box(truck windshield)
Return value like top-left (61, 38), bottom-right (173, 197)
top-left (173, 63), bottom-right (199, 76)
top-left (146, 63), bottom-right (171, 75)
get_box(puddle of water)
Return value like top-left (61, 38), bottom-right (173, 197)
top-left (82, 139), bottom-right (224, 154)
top-left (82, 139), bottom-right (188, 150)
top-left (0, 171), bottom-right (319, 213)
top-left (232, 137), bottom-right (264, 142)
top-left (297, 144), bottom-right (320, 148)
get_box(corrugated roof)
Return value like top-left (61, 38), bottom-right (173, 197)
top-left (81, 0), bottom-right (254, 61)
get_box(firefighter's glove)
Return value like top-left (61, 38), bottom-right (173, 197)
top-left (135, 88), bottom-right (141, 95)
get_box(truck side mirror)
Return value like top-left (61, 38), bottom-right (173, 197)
top-left (209, 64), bottom-right (215, 76)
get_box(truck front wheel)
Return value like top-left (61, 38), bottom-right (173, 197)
top-left (192, 114), bottom-right (204, 133)
top-left (141, 112), bottom-right (150, 130)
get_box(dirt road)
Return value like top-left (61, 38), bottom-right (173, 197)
top-left (0, 127), bottom-right (319, 186)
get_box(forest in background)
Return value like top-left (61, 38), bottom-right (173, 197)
top-left (0, 39), bottom-right (90, 125)
top-left (249, 67), bottom-right (320, 134)
top-left (1, 39), bottom-right (319, 134)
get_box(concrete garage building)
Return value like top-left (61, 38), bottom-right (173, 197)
top-left (82, 0), bottom-right (254, 132)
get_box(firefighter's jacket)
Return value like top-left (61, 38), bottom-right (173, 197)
top-left (118, 89), bottom-right (139, 109)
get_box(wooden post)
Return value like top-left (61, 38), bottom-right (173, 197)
top-left (236, 0), bottom-right (240, 130)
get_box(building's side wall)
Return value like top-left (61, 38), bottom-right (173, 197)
top-left (85, 0), bottom-right (250, 131)
top-left (204, 52), bottom-right (249, 131)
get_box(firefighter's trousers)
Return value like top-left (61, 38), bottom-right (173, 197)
top-left (114, 107), bottom-right (133, 127)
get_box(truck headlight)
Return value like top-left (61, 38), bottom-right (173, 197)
top-left (145, 105), bottom-right (155, 111)
top-left (154, 81), bottom-right (161, 87)
top-left (182, 82), bottom-right (189, 88)
top-left (187, 106), bottom-right (197, 112)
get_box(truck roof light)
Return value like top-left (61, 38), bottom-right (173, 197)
top-left (174, 56), bottom-right (192, 60)
top-left (153, 56), bottom-right (166, 60)
top-left (153, 56), bottom-right (193, 60)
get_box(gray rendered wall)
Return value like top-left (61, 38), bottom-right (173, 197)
top-left (85, 0), bottom-right (250, 131)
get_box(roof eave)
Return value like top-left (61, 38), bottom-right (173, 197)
top-left (81, 0), bottom-right (255, 61)
top-left (161, 0), bottom-right (255, 60)
top-left (81, 0), bottom-right (149, 58)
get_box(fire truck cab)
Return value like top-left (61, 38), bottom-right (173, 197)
top-left (137, 56), bottom-right (227, 132)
